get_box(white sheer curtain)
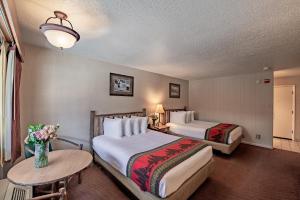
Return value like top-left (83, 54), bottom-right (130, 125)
top-left (4, 46), bottom-right (15, 161)
top-left (0, 36), bottom-right (8, 166)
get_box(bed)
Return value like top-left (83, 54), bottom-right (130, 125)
top-left (90, 109), bottom-right (214, 200)
top-left (164, 108), bottom-right (242, 154)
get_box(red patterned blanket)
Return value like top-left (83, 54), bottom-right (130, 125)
top-left (205, 123), bottom-right (238, 144)
top-left (126, 138), bottom-right (208, 196)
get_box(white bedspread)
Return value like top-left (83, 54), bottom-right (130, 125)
top-left (92, 130), bottom-right (212, 198)
top-left (167, 120), bottom-right (242, 144)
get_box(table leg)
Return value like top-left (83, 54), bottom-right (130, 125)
top-left (63, 177), bottom-right (68, 200)
top-left (78, 172), bottom-right (82, 184)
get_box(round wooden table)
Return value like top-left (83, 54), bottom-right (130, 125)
top-left (7, 149), bottom-right (92, 186)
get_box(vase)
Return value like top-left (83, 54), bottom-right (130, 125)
top-left (34, 142), bottom-right (49, 168)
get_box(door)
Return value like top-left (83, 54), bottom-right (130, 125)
top-left (273, 85), bottom-right (295, 139)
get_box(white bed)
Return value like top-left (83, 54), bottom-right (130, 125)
top-left (167, 120), bottom-right (242, 144)
top-left (92, 129), bottom-right (213, 198)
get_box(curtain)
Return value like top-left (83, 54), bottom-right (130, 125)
top-left (11, 54), bottom-right (21, 162)
top-left (4, 46), bottom-right (15, 161)
top-left (0, 38), bottom-right (8, 166)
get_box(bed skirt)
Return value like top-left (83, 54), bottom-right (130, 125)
top-left (167, 133), bottom-right (242, 155)
top-left (93, 153), bottom-right (214, 200)
top-left (201, 135), bottom-right (242, 154)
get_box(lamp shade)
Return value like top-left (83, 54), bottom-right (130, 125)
top-left (155, 104), bottom-right (164, 114)
top-left (43, 28), bottom-right (78, 48)
top-left (40, 11), bottom-right (80, 49)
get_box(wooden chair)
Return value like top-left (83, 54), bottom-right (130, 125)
top-left (29, 188), bottom-right (66, 200)
top-left (0, 179), bottom-right (32, 200)
top-left (51, 138), bottom-right (83, 184)
top-left (0, 179), bottom-right (66, 200)
top-left (24, 137), bottom-right (83, 198)
top-left (24, 137), bottom-right (83, 184)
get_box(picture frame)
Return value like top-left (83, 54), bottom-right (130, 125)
top-left (110, 73), bottom-right (134, 96)
top-left (169, 83), bottom-right (180, 98)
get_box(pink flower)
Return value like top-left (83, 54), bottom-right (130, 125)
top-left (43, 125), bottom-right (56, 134)
top-left (26, 123), bottom-right (59, 143)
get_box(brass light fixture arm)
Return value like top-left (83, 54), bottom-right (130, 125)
top-left (44, 11), bottom-right (74, 30)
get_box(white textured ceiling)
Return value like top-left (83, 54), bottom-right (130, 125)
top-left (15, 0), bottom-right (300, 80)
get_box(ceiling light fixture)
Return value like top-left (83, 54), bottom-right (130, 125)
top-left (40, 11), bottom-right (80, 49)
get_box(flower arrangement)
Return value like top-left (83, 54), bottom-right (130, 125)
top-left (24, 123), bottom-right (59, 168)
top-left (25, 123), bottom-right (59, 145)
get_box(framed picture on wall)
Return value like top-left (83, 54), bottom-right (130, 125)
top-left (169, 83), bottom-right (180, 98)
top-left (110, 73), bottom-right (134, 96)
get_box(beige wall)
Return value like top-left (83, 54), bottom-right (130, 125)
top-left (21, 44), bottom-right (188, 147)
top-left (274, 76), bottom-right (300, 141)
top-left (189, 72), bottom-right (273, 148)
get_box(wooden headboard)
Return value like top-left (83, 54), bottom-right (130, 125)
top-left (89, 108), bottom-right (146, 158)
top-left (164, 106), bottom-right (187, 124)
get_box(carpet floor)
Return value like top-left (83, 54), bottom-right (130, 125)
top-left (68, 144), bottom-right (300, 200)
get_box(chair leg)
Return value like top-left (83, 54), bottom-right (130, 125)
top-left (59, 187), bottom-right (67, 200)
top-left (51, 182), bottom-right (59, 200)
top-left (78, 172), bottom-right (82, 184)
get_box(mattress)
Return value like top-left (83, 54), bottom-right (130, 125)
top-left (92, 130), bottom-right (212, 198)
top-left (167, 120), bottom-right (242, 144)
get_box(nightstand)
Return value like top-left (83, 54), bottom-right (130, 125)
top-left (148, 125), bottom-right (170, 134)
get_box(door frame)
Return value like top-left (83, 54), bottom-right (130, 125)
top-left (273, 85), bottom-right (296, 140)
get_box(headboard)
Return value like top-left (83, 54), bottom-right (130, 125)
top-left (89, 108), bottom-right (146, 158)
top-left (164, 106), bottom-right (187, 124)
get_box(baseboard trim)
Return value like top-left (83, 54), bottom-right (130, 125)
top-left (241, 141), bottom-right (273, 149)
top-left (273, 136), bottom-right (292, 141)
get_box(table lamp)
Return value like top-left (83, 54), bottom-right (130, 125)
top-left (155, 104), bottom-right (164, 126)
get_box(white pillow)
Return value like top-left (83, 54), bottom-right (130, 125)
top-left (122, 117), bottom-right (132, 137)
top-left (103, 118), bottom-right (123, 139)
top-left (130, 117), bottom-right (140, 135)
top-left (170, 111), bottom-right (186, 124)
top-left (191, 111), bottom-right (195, 121)
top-left (140, 117), bottom-right (148, 134)
top-left (131, 116), bottom-right (148, 134)
top-left (186, 111), bottom-right (195, 123)
top-left (186, 111), bottom-right (192, 123)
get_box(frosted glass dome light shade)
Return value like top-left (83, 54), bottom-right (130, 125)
top-left (39, 11), bottom-right (80, 49)
top-left (41, 25), bottom-right (78, 48)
